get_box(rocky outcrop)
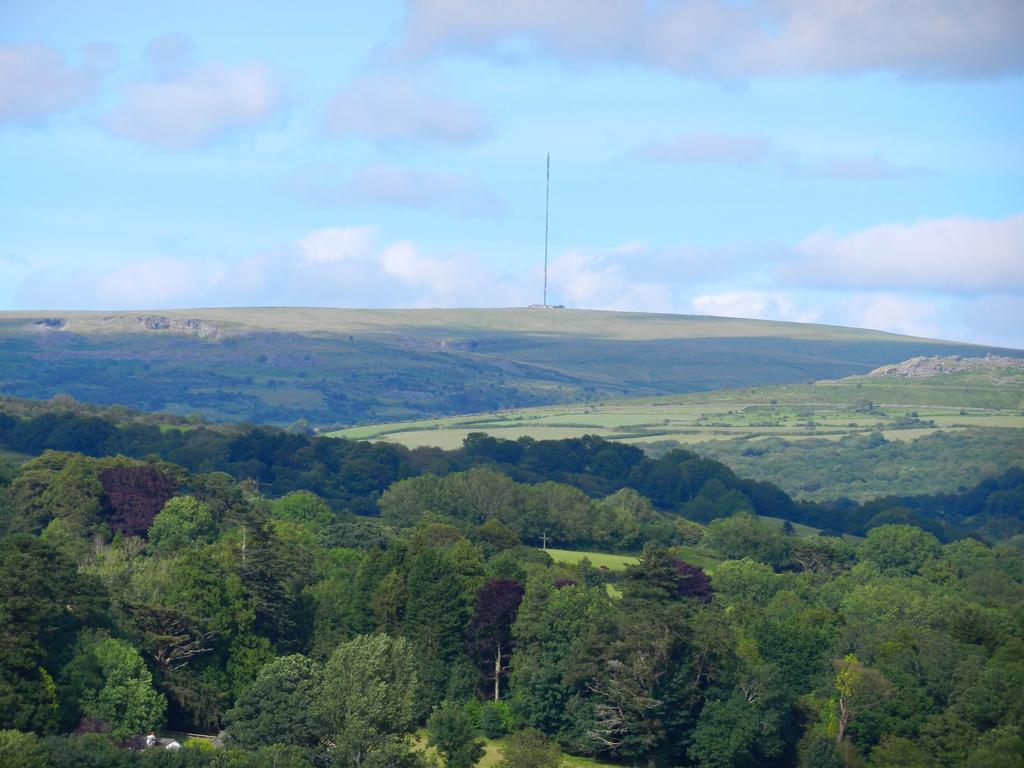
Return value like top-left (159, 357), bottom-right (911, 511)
top-left (32, 318), bottom-right (66, 329)
top-left (864, 354), bottom-right (1024, 379)
top-left (133, 316), bottom-right (221, 340)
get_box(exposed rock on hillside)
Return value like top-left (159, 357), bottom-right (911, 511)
top-left (132, 316), bottom-right (221, 340)
top-left (864, 354), bottom-right (1024, 379)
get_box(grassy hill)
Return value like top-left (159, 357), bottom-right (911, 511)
top-left (1, 307), bottom-right (1017, 426)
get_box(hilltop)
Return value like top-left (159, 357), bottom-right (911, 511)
top-left (1, 307), bottom-right (1018, 426)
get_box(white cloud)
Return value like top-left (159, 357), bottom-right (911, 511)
top-left (12, 215), bottom-right (1024, 348)
top-left (632, 131), bottom-right (923, 178)
top-left (779, 152), bottom-right (927, 179)
top-left (787, 214), bottom-right (1024, 293)
top-left (14, 227), bottom-right (521, 310)
top-left (105, 35), bottom-right (284, 149)
top-left (547, 249), bottom-right (675, 312)
top-left (392, 0), bottom-right (1024, 79)
top-left (287, 165), bottom-right (505, 218)
top-left (380, 240), bottom-right (472, 302)
top-left (298, 227), bottom-right (374, 264)
top-left (636, 132), bottom-right (772, 164)
top-left (839, 293), bottom-right (944, 339)
top-left (325, 75), bottom-right (492, 146)
top-left (0, 43), bottom-right (110, 126)
top-left (690, 289), bottom-right (819, 323)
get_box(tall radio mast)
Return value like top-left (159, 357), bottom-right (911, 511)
top-left (543, 153), bottom-right (550, 307)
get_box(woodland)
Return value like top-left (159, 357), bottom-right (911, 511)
top-left (0, 397), bottom-right (1022, 767)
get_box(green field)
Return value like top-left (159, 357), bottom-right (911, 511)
top-left (544, 548), bottom-right (640, 571)
top-left (330, 360), bottom-right (1024, 501)
top-left (3, 307), bottom-right (1015, 427)
top-left (331, 364), bottom-right (1024, 447)
top-left (545, 545), bottom-right (728, 574)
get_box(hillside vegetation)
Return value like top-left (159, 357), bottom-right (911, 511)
top-left (335, 356), bottom-right (1024, 499)
top-left (2, 394), bottom-right (1022, 544)
top-left (1, 308), bottom-right (1015, 427)
top-left (0, 396), bottom-right (1021, 768)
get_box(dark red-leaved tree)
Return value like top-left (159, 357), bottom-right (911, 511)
top-left (672, 559), bottom-right (712, 603)
top-left (466, 578), bottom-right (525, 701)
top-left (101, 466), bottom-right (179, 536)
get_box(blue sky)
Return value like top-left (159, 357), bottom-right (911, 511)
top-left (2, 1), bottom-right (1023, 347)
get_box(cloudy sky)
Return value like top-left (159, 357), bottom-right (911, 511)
top-left (2, 1), bottom-right (1022, 347)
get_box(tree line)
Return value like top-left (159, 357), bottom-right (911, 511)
top-left (1, 397), bottom-right (1022, 543)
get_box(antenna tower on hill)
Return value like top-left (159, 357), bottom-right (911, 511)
top-left (543, 153), bottom-right (550, 307)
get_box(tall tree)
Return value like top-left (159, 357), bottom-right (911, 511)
top-left (319, 634), bottom-right (418, 768)
top-left (0, 535), bottom-right (107, 733)
top-left (75, 636), bottom-right (166, 740)
top-left (224, 654), bottom-right (324, 749)
top-left (466, 579), bottom-right (525, 701)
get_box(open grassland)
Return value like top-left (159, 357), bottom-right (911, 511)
top-left (331, 364), bottom-right (1024, 501)
top-left (0, 306), bottom-right (963, 342)
top-left (3, 307), bottom-right (1015, 427)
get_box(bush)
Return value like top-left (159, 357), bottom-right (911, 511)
top-left (496, 729), bottom-right (562, 768)
top-left (479, 701), bottom-right (513, 739)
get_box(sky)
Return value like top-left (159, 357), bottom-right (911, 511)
top-left (1, 1), bottom-right (1023, 348)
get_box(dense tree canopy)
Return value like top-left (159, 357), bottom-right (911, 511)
top-left (0, 397), bottom-right (1022, 766)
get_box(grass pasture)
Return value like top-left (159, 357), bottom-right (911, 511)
top-left (543, 548), bottom-right (639, 571)
top-left (544, 545), bottom-right (725, 574)
top-left (330, 362), bottom-right (1024, 451)
top-left (329, 363), bottom-right (1024, 502)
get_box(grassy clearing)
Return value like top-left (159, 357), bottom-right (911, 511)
top-left (544, 546), bottom-right (724, 575)
top-left (544, 548), bottom-right (639, 571)
top-left (477, 736), bottom-right (618, 767)
top-left (415, 730), bottom-right (617, 768)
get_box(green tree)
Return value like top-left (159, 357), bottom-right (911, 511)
top-left (510, 580), bottom-right (608, 735)
top-left (404, 548), bottom-right (475, 708)
top-left (869, 734), bottom-right (930, 767)
top-left (271, 491), bottom-right (333, 531)
top-left (9, 452), bottom-right (103, 536)
top-left (831, 654), bottom-right (892, 746)
top-left (703, 513), bottom-right (790, 568)
top-left (78, 636), bottom-right (166, 739)
top-left (319, 634), bottom-right (418, 767)
top-left (0, 730), bottom-right (46, 768)
top-left (860, 525), bottom-right (941, 576)
top-left (427, 702), bottom-right (484, 768)
top-left (147, 496), bottom-right (215, 553)
top-left (225, 654), bottom-right (324, 749)
top-left (966, 726), bottom-right (1024, 768)
top-left (0, 535), bottom-right (107, 733)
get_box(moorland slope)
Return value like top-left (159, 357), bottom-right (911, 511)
top-left (1, 307), bottom-right (1017, 425)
